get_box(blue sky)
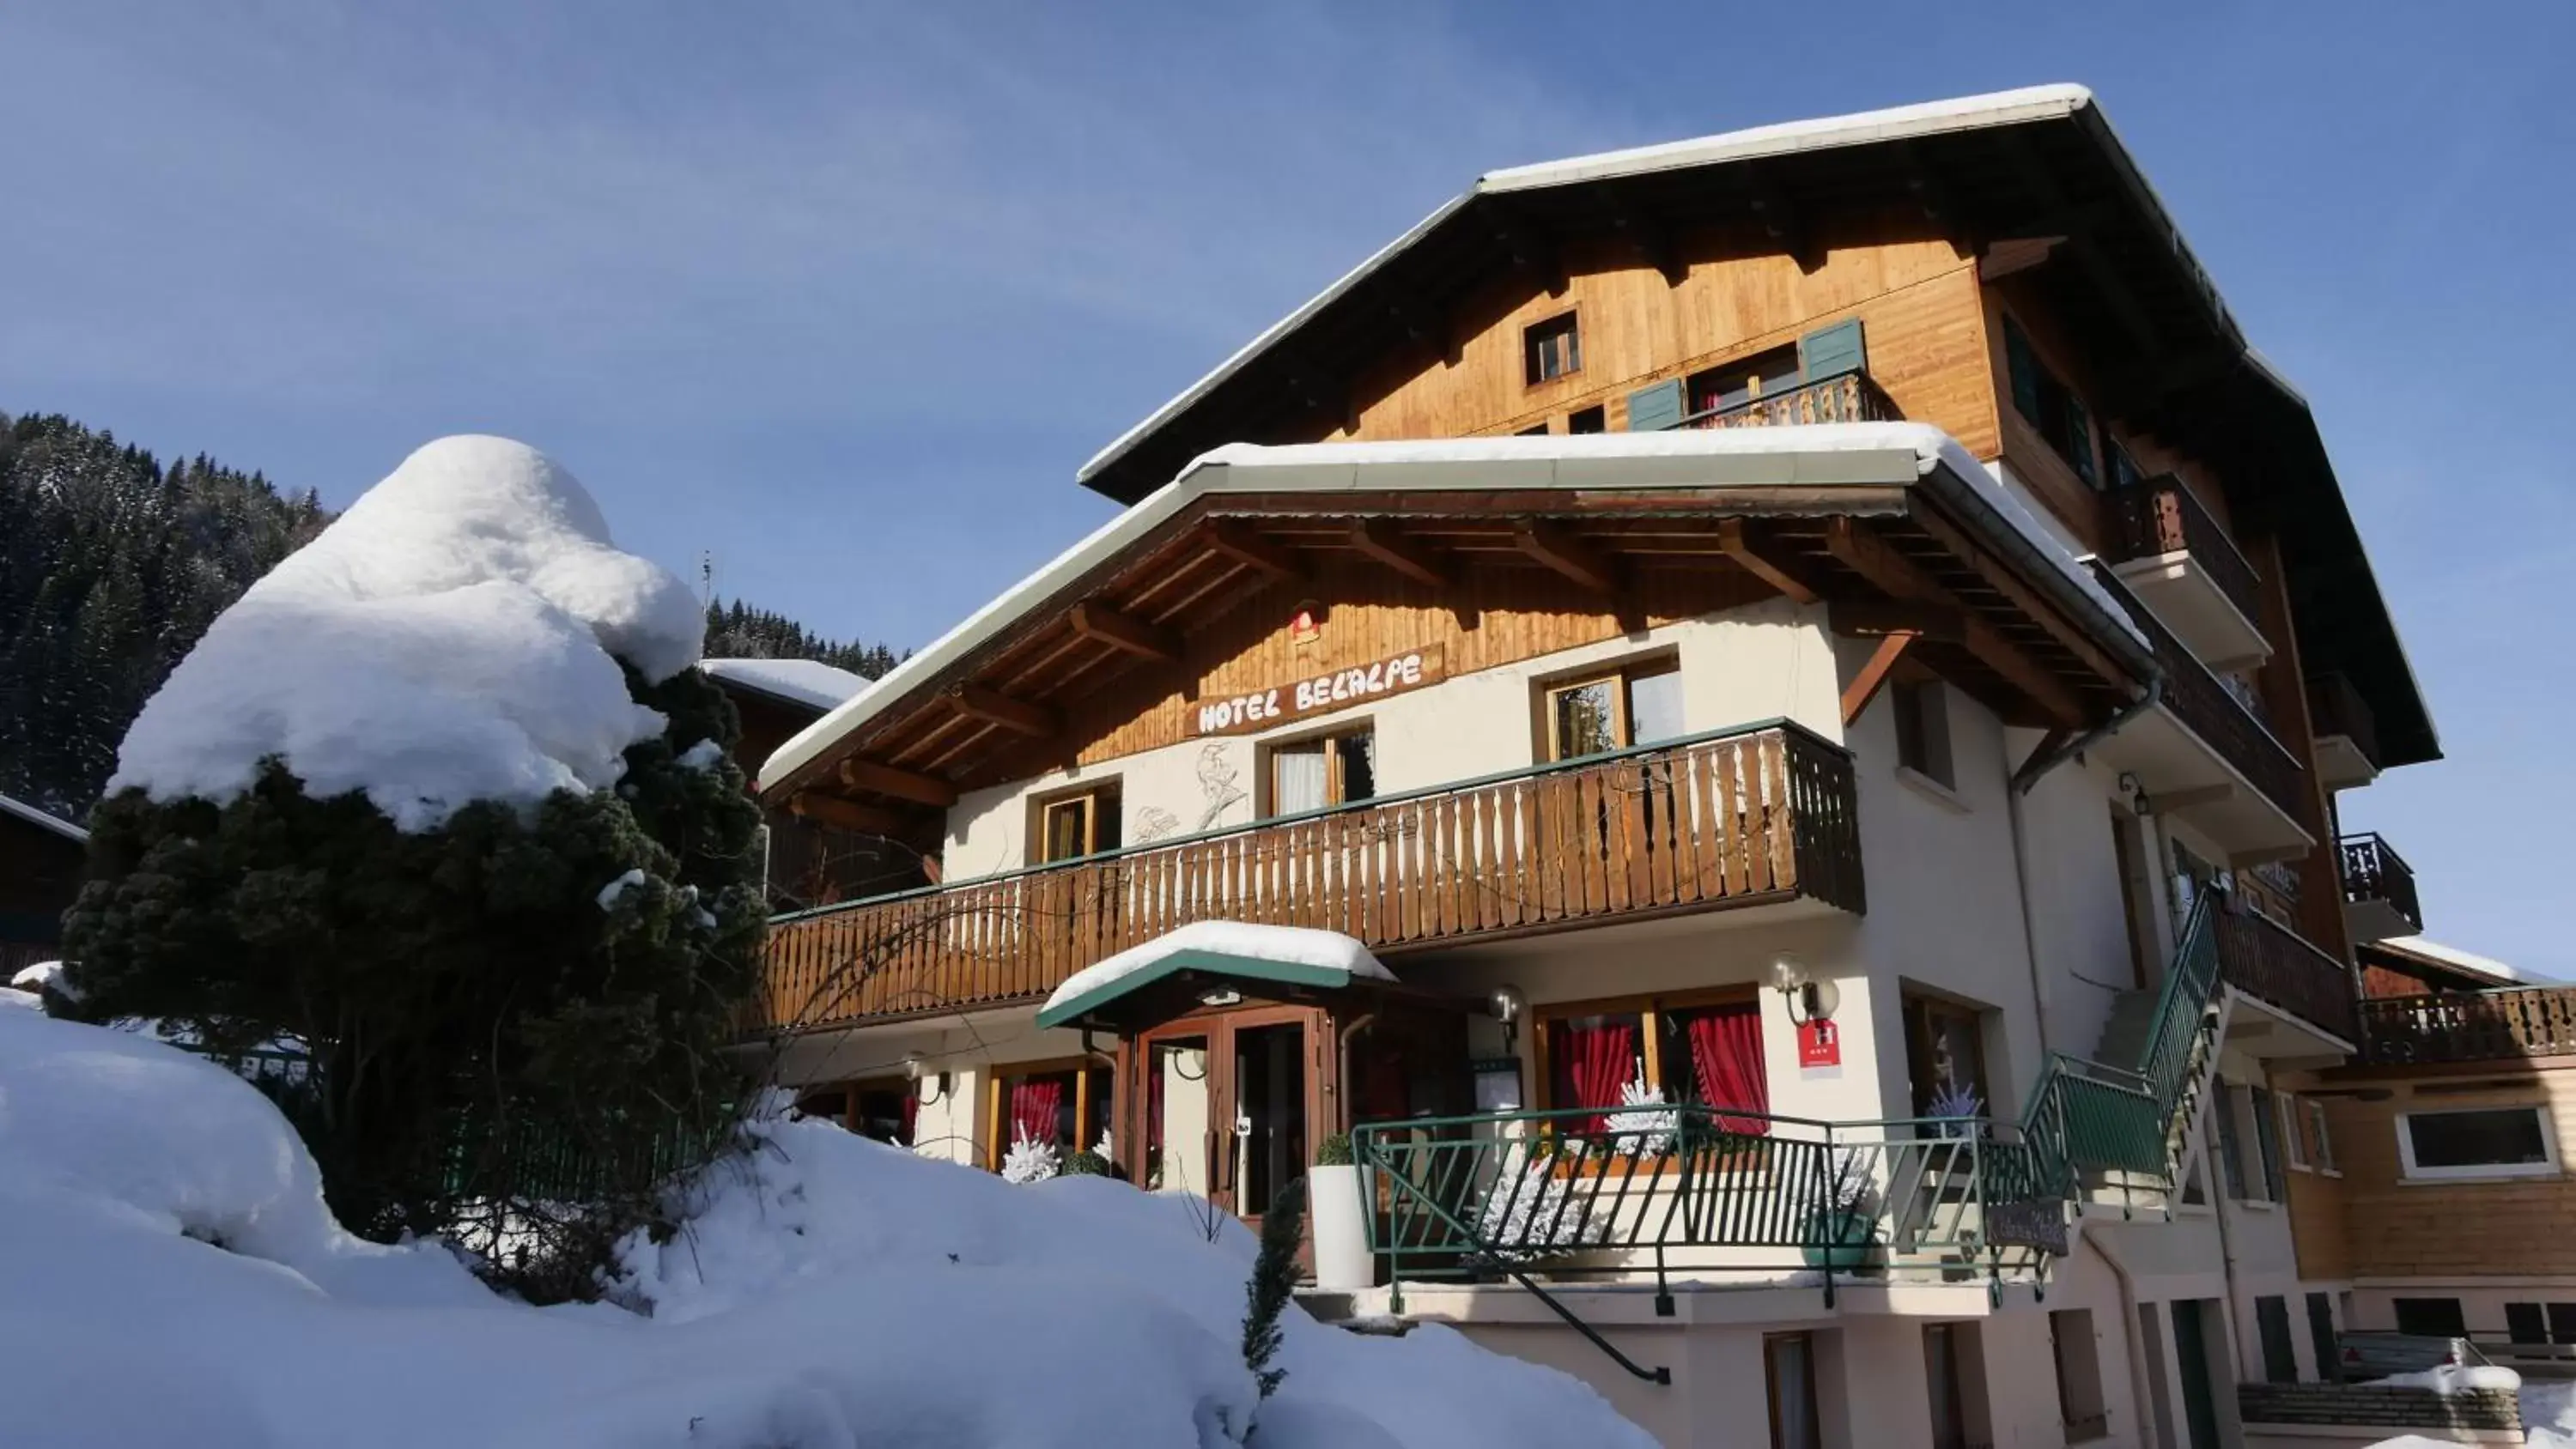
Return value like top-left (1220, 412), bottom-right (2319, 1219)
top-left (4, 1), bottom-right (2569, 973)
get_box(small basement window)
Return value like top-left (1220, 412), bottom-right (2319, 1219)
top-left (1524, 312), bottom-right (1582, 385)
top-left (2397, 1105), bottom-right (2560, 1179)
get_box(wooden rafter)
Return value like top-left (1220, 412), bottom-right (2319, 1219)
top-left (1831, 600), bottom-right (1966, 644)
top-left (1841, 630), bottom-right (1921, 726)
top-left (790, 791), bottom-right (901, 836)
top-left (1348, 519), bottom-right (1453, 587)
top-left (1511, 520), bottom-right (1619, 593)
top-left (1901, 504), bottom-right (2133, 688)
top-left (1069, 602), bottom-right (1182, 664)
top-left (1717, 518), bottom-right (1826, 604)
top-left (838, 758), bottom-right (958, 808)
top-left (1822, 518), bottom-right (2085, 728)
top-left (1206, 522), bottom-right (1304, 582)
top-left (949, 684), bottom-right (1059, 740)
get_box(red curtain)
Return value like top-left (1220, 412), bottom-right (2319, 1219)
top-left (1010, 1075), bottom-right (1065, 1146)
top-left (1686, 1003), bottom-right (1769, 1135)
top-left (898, 1090), bottom-right (918, 1148)
top-left (1548, 1016), bottom-right (1637, 1134)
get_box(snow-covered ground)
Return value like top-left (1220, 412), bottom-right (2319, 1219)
top-left (0, 998), bottom-right (1651, 1448)
top-left (2526, 1379), bottom-right (2576, 1449)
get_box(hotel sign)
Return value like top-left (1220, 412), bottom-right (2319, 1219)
top-left (1194, 644), bottom-right (1446, 736)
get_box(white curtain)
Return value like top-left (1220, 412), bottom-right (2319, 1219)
top-left (1273, 746), bottom-right (1327, 815)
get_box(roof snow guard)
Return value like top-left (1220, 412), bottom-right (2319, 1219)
top-left (1071, 82), bottom-right (2436, 769)
top-left (1036, 923), bottom-right (1393, 1031)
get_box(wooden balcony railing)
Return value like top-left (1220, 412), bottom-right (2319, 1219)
top-left (2306, 672), bottom-right (2384, 768)
top-left (1675, 372), bottom-right (1900, 431)
top-left (2092, 564), bottom-right (2310, 827)
top-left (2109, 473), bottom-right (2263, 628)
top-left (752, 722), bottom-right (1864, 1037)
top-left (2213, 906), bottom-right (2361, 1044)
top-left (2359, 987), bottom-right (2576, 1066)
top-left (2338, 833), bottom-right (2423, 934)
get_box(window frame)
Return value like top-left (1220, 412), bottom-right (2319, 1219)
top-left (1030, 779), bottom-right (1122, 865)
top-left (1566, 403), bottom-right (1607, 434)
top-left (1259, 723), bottom-right (1377, 819)
top-left (2395, 1104), bottom-right (2562, 1181)
top-left (1901, 991), bottom-right (1992, 1119)
top-left (2280, 1093), bottom-right (2312, 1172)
top-left (2304, 1099), bottom-right (2338, 1175)
top-left (1536, 653), bottom-right (1680, 762)
top-left (2001, 312), bottom-right (2103, 488)
top-left (1522, 311), bottom-right (1583, 387)
top-left (1891, 678), bottom-right (1955, 791)
top-left (1531, 986), bottom-right (1765, 1119)
top-left (986, 1056), bottom-right (1114, 1171)
top-left (1765, 1331), bottom-right (1823, 1449)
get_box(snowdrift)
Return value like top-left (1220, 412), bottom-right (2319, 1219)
top-left (0, 1004), bottom-right (1652, 1449)
top-left (108, 435), bottom-right (703, 830)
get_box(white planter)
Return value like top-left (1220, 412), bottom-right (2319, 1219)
top-left (1309, 1163), bottom-right (1376, 1291)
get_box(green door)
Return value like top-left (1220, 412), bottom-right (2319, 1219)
top-left (2172, 1300), bottom-right (2223, 1449)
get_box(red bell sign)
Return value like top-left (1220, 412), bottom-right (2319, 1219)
top-left (1797, 1018), bottom-right (1841, 1070)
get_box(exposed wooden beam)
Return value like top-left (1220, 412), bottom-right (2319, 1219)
top-left (1348, 519), bottom-right (1453, 588)
top-left (1488, 203), bottom-right (1568, 298)
top-left (837, 758), bottom-right (958, 808)
top-left (1841, 630), bottom-right (1921, 726)
top-left (1744, 162), bottom-right (1819, 272)
top-left (1070, 601), bottom-right (1182, 664)
top-left (1822, 518), bottom-right (2086, 728)
top-left (948, 684), bottom-right (1059, 740)
top-left (1594, 183), bottom-right (1686, 288)
top-left (1511, 520), bottom-right (1619, 593)
top-left (789, 791), bottom-right (902, 836)
top-left (1716, 518), bottom-right (1825, 604)
top-left (1830, 600), bottom-right (1967, 645)
top-left (1206, 522), bottom-right (1304, 582)
top-left (1900, 504), bottom-right (2136, 688)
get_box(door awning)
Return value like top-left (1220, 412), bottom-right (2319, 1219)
top-left (1036, 922), bottom-right (1394, 1032)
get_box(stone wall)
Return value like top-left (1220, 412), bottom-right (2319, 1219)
top-left (2239, 1382), bottom-right (2521, 1435)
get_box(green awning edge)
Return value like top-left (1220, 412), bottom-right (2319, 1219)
top-left (1035, 949), bottom-right (1353, 1030)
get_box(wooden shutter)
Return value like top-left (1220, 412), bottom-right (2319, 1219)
top-left (1796, 318), bottom-right (1866, 381)
top-left (1623, 378), bottom-right (1685, 432)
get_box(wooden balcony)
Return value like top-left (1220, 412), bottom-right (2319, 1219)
top-left (2338, 832), bottom-right (2423, 944)
top-left (1675, 372), bottom-right (1900, 431)
top-left (2107, 473), bottom-right (2269, 670)
top-left (2306, 673), bottom-right (2383, 790)
top-left (2087, 565), bottom-right (2313, 859)
top-left (2359, 987), bottom-right (2576, 1067)
top-left (752, 723), bottom-right (1864, 1037)
top-left (2213, 907), bottom-right (2360, 1046)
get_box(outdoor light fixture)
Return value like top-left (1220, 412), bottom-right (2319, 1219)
top-left (1489, 983), bottom-right (1528, 1049)
top-left (1199, 987), bottom-right (1243, 1009)
top-left (904, 1051), bottom-right (951, 1105)
top-left (2117, 771), bottom-right (2152, 818)
top-left (1769, 955), bottom-right (1840, 1026)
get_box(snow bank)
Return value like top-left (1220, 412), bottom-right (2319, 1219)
top-left (0, 1006), bottom-right (1649, 1449)
top-left (1044, 921), bottom-right (1395, 1019)
top-left (698, 657), bottom-right (872, 713)
top-left (109, 436), bottom-right (702, 831)
top-left (2370, 1365), bottom-right (2523, 1393)
top-left (2524, 1379), bottom-right (2576, 1449)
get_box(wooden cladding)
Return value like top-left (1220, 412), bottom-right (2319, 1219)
top-left (750, 724), bottom-right (1863, 1037)
top-left (2359, 987), bottom-right (2576, 1067)
top-left (2213, 908), bottom-right (2361, 1045)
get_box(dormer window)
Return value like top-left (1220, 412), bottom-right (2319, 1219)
top-left (1523, 312), bottom-right (1582, 385)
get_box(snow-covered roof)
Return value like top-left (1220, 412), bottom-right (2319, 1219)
top-left (1037, 922), bottom-right (1393, 1030)
top-left (1078, 84), bottom-right (2093, 489)
top-left (762, 423), bottom-right (2152, 793)
top-left (2376, 937), bottom-right (2551, 987)
top-left (698, 658), bottom-right (872, 714)
top-left (0, 793), bottom-right (85, 844)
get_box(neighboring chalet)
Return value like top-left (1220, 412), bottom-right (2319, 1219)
top-left (1, 792), bottom-right (87, 982)
top-left (750, 86), bottom-right (2448, 1449)
top-left (694, 658), bottom-right (897, 914)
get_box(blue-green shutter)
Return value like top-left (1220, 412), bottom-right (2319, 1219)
top-left (2003, 318), bottom-right (2044, 424)
top-left (1796, 318), bottom-right (1867, 381)
top-left (2063, 393), bottom-right (2099, 487)
top-left (1624, 378), bottom-right (1686, 432)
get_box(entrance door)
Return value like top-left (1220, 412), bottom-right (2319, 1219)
top-left (2171, 1300), bottom-right (2223, 1449)
top-left (1131, 1006), bottom-right (1321, 1223)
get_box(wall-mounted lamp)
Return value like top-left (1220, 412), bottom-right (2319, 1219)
top-left (2117, 771), bottom-right (2152, 818)
top-left (1769, 955), bottom-right (1841, 1026)
top-left (904, 1051), bottom-right (951, 1105)
top-left (1200, 987), bottom-right (1243, 1009)
top-left (1489, 983), bottom-right (1528, 1050)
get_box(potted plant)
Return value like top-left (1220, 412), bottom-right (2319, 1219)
top-left (1797, 1145), bottom-right (1882, 1274)
top-left (1926, 1081), bottom-right (1986, 1140)
top-left (1309, 1131), bottom-right (1376, 1291)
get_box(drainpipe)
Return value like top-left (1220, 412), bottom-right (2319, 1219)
top-left (1336, 1013), bottom-right (1379, 1135)
top-left (2084, 1228), bottom-right (2158, 1448)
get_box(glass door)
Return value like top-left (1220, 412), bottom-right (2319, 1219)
top-left (1131, 1007), bottom-right (1320, 1224)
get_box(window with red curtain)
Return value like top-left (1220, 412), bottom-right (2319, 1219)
top-left (1009, 1074), bottom-right (1066, 1146)
top-left (1546, 1014), bottom-right (1641, 1134)
top-left (1670, 1001), bottom-right (1769, 1134)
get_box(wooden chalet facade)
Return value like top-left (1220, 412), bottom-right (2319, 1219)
top-left (1, 793), bottom-right (87, 983)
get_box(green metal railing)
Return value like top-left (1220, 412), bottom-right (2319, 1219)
top-left (1349, 898), bottom-right (2231, 1381)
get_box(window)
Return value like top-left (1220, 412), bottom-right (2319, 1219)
top-left (2392, 1297), bottom-right (2467, 1339)
top-left (1765, 1332), bottom-right (1821, 1449)
top-left (794, 1076), bottom-right (917, 1145)
top-left (2397, 1106), bottom-right (2560, 1180)
top-left (2255, 1296), bottom-right (2298, 1383)
top-left (991, 1061), bottom-right (1112, 1168)
top-left (1567, 403), bottom-right (1606, 434)
top-left (2251, 1087), bottom-right (2287, 1200)
top-left (1540, 658), bottom-right (1682, 761)
top-left (2508, 1303), bottom-right (2549, 1344)
top-left (1035, 783), bottom-right (1121, 864)
top-left (2002, 315), bottom-right (2101, 487)
top-left (2051, 1309), bottom-right (2110, 1440)
top-left (2304, 1100), bottom-right (2337, 1173)
top-left (2280, 1094), bottom-right (2310, 1171)
top-left (1892, 680), bottom-right (1953, 790)
top-left (1524, 312), bottom-right (1581, 385)
top-left (1924, 1324), bottom-right (1970, 1449)
top-left (1516, 421), bottom-right (1551, 436)
top-left (1903, 993), bottom-right (1990, 1119)
top-left (2107, 438), bottom-right (2146, 493)
top-left (1537, 992), bottom-right (1768, 1137)
top-left (1687, 344), bottom-right (1801, 419)
top-left (1266, 727), bottom-right (1376, 817)
top-left (2213, 1086), bottom-right (2251, 1200)
top-left (2306, 1294), bottom-right (2340, 1384)
top-left (2555, 1304), bottom-right (2576, 1345)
